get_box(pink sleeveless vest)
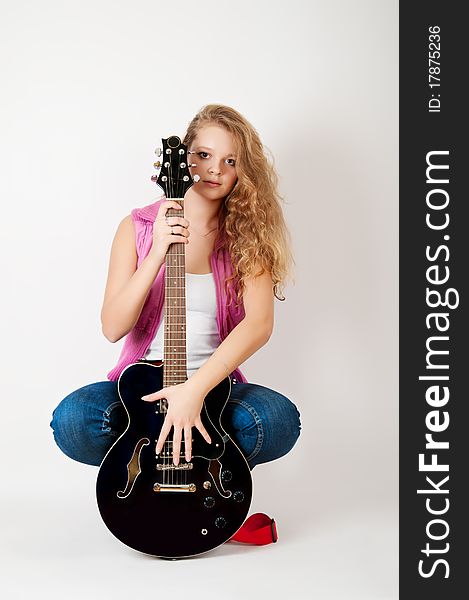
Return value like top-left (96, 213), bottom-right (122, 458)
top-left (106, 197), bottom-right (248, 383)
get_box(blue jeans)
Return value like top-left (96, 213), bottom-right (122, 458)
top-left (50, 379), bottom-right (301, 470)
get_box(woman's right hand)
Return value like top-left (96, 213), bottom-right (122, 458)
top-left (150, 201), bottom-right (190, 260)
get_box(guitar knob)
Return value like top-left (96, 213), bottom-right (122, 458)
top-left (203, 496), bottom-right (215, 508)
top-left (153, 161), bottom-right (161, 168)
top-left (233, 491), bottom-right (245, 502)
top-left (215, 516), bottom-right (227, 528)
top-left (221, 470), bottom-right (233, 483)
top-left (193, 175), bottom-right (200, 182)
top-left (155, 147), bottom-right (162, 156)
top-left (150, 175), bottom-right (158, 182)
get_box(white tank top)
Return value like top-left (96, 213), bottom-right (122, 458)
top-left (144, 272), bottom-right (220, 377)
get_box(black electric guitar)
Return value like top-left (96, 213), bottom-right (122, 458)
top-left (96, 136), bottom-right (252, 559)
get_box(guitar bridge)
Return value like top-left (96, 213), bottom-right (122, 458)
top-left (153, 483), bottom-right (196, 493)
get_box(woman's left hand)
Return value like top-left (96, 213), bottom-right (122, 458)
top-left (141, 380), bottom-right (212, 465)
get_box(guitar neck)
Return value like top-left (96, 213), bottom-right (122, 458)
top-left (163, 198), bottom-right (187, 387)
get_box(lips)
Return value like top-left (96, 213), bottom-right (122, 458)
top-left (204, 180), bottom-right (221, 185)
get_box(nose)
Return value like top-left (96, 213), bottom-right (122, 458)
top-left (208, 163), bottom-right (222, 176)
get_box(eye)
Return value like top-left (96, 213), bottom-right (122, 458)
top-left (198, 151), bottom-right (209, 159)
top-left (226, 158), bottom-right (236, 167)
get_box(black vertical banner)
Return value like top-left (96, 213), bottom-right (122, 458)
top-left (400, 2), bottom-right (467, 598)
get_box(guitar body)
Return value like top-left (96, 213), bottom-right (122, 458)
top-left (96, 361), bottom-right (253, 558)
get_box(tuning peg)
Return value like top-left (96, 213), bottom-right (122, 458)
top-left (189, 163), bottom-right (197, 168)
top-left (151, 175), bottom-right (158, 182)
top-left (188, 150), bottom-right (195, 154)
top-left (193, 175), bottom-right (200, 182)
top-left (153, 161), bottom-right (161, 169)
top-left (154, 147), bottom-right (162, 156)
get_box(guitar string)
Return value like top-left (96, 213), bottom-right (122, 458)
top-left (171, 154), bottom-right (177, 485)
top-left (179, 166), bottom-right (184, 489)
top-left (169, 152), bottom-right (174, 487)
top-left (164, 150), bottom-right (169, 487)
top-left (182, 170), bottom-right (188, 488)
top-left (179, 150), bottom-right (189, 488)
top-left (165, 151), bottom-right (171, 486)
top-left (174, 146), bottom-right (184, 488)
top-left (183, 170), bottom-right (190, 489)
top-left (177, 151), bottom-right (183, 488)
top-left (172, 152), bottom-right (180, 487)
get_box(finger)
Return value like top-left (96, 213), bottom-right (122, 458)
top-left (194, 417), bottom-right (212, 445)
top-left (142, 393), bottom-right (159, 402)
top-left (164, 216), bottom-right (190, 227)
top-left (172, 425), bottom-right (182, 466)
top-left (155, 419), bottom-right (172, 455)
top-left (167, 234), bottom-right (189, 244)
top-left (169, 225), bottom-right (189, 237)
top-left (142, 389), bottom-right (166, 402)
top-left (184, 426), bottom-right (192, 462)
top-left (158, 200), bottom-right (182, 214)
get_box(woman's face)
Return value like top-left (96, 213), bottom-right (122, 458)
top-left (189, 125), bottom-right (238, 199)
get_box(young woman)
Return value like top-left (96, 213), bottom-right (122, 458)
top-left (50, 104), bottom-right (301, 471)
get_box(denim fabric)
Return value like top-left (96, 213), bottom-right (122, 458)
top-left (50, 380), bottom-right (301, 470)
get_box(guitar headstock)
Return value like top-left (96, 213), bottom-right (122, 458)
top-left (151, 136), bottom-right (199, 198)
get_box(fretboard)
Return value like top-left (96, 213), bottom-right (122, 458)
top-left (163, 198), bottom-right (187, 388)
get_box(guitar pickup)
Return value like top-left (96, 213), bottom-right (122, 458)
top-left (156, 462), bottom-right (193, 471)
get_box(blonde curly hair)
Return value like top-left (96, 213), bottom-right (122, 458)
top-left (183, 104), bottom-right (294, 305)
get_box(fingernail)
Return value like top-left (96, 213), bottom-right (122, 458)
top-left (141, 396), bottom-right (148, 400)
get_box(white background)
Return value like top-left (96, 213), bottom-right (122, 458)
top-left (0, 1), bottom-right (398, 598)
